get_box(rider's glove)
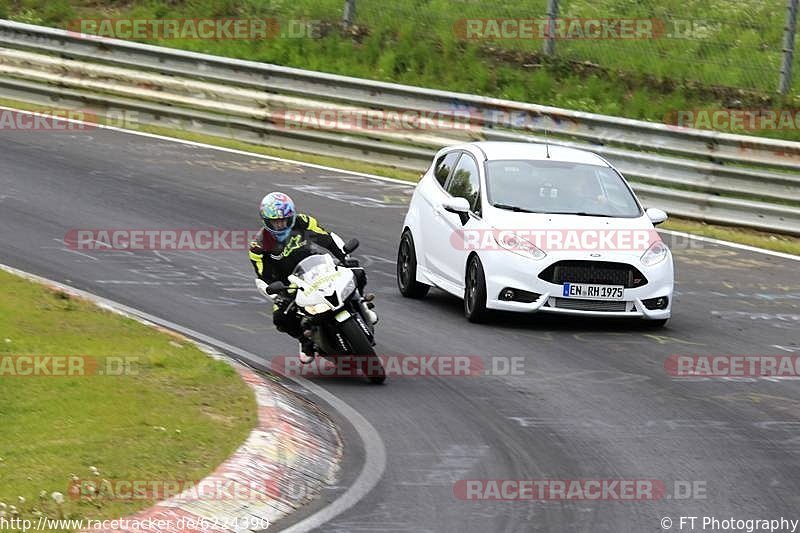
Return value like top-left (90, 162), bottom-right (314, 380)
top-left (255, 278), bottom-right (275, 301)
top-left (273, 294), bottom-right (294, 312)
top-left (341, 258), bottom-right (360, 268)
top-left (249, 240), bottom-right (264, 254)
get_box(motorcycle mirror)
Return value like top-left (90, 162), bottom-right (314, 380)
top-left (266, 281), bottom-right (287, 294)
top-left (343, 238), bottom-right (360, 254)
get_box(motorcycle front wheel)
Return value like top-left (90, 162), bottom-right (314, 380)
top-left (339, 317), bottom-right (386, 384)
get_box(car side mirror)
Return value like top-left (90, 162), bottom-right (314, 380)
top-left (646, 207), bottom-right (668, 226)
top-left (343, 238), bottom-right (359, 254)
top-left (266, 281), bottom-right (287, 294)
top-left (442, 197), bottom-right (471, 225)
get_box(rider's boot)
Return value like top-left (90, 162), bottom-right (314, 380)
top-left (360, 298), bottom-right (379, 324)
top-left (298, 330), bottom-right (316, 364)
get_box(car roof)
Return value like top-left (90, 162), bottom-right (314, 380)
top-left (445, 141), bottom-right (611, 167)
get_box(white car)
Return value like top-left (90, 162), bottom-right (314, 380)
top-left (396, 141), bottom-right (673, 326)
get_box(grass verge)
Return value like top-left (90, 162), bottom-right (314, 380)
top-left (0, 269), bottom-right (257, 532)
top-left (661, 218), bottom-right (800, 256)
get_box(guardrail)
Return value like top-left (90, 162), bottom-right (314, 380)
top-left (1, 19), bottom-right (799, 235)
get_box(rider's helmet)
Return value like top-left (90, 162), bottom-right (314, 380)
top-left (259, 192), bottom-right (296, 243)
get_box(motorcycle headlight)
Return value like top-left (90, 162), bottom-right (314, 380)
top-left (641, 240), bottom-right (669, 267)
top-left (305, 302), bottom-right (332, 315)
top-left (494, 231), bottom-right (546, 260)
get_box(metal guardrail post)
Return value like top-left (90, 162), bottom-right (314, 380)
top-left (779, 0), bottom-right (799, 95)
top-left (343, 0), bottom-right (356, 29)
top-left (544, 0), bottom-right (559, 57)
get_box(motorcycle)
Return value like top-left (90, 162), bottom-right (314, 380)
top-left (266, 238), bottom-right (386, 384)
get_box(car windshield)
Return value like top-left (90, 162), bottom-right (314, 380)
top-left (485, 160), bottom-right (642, 218)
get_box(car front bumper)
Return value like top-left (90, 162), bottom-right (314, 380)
top-left (480, 250), bottom-right (673, 320)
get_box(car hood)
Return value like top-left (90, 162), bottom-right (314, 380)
top-left (483, 211), bottom-right (662, 259)
top-left (487, 211), bottom-right (653, 230)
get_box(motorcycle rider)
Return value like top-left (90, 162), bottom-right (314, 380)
top-left (249, 192), bottom-right (375, 363)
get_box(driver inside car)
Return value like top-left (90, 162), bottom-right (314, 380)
top-left (249, 192), bottom-right (375, 363)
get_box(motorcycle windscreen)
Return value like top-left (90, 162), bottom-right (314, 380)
top-left (292, 254), bottom-right (336, 280)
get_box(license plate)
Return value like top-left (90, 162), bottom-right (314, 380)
top-left (562, 283), bottom-right (624, 300)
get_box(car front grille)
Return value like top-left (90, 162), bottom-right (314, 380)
top-left (538, 261), bottom-right (647, 288)
top-left (551, 298), bottom-right (628, 312)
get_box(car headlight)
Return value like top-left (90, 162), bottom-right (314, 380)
top-left (494, 231), bottom-right (546, 260)
top-left (641, 240), bottom-right (669, 266)
top-left (305, 302), bottom-right (332, 315)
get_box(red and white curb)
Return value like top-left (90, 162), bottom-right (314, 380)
top-left (0, 264), bottom-right (343, 532)
top-left (92, 348), bottom-right (343, 532)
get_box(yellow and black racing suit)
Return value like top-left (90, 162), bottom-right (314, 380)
top-left (249, 214), bottom-right (350, 339)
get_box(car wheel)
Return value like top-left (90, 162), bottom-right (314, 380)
top-left (464, 255), bottom-right (489, 323)
top-left (397, 231), bottom-right (430, 299)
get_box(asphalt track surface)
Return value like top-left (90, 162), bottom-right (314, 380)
top-left (1, 121), bottom-right (799, 533)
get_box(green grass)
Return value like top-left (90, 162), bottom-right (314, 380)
top-left (0, 270), bottom-right (257, 532)
top-left (3, 0), bottom-right (800, 140)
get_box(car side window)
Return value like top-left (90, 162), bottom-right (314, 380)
top-left (445, 154), bottom-right (481, 214)
top-left (433, 151), bottom-right (460, 187)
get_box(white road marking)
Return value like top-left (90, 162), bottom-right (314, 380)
top-left (3, 104), bottom-right (796, 262)
top-left (660, 229), bottom-right (800, 262)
